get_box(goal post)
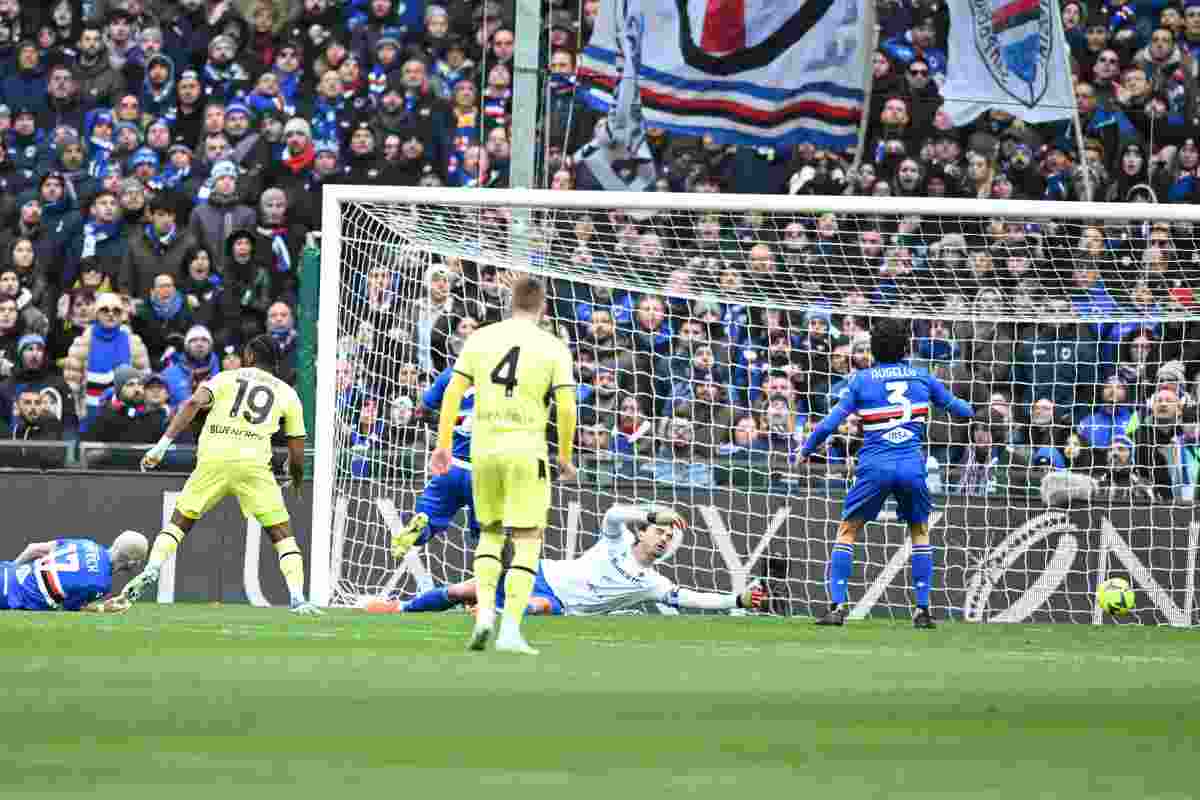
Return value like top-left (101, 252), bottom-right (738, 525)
top-left (312, 185), bottom-right (1200, 625)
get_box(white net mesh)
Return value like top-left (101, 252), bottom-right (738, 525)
top-left (319, 190), bottom-right (1200, 626)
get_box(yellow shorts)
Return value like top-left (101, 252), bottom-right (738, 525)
top-left (175, 460), bottom-right (290, 528)
top-left (472, 452), bottom-right (551, 530)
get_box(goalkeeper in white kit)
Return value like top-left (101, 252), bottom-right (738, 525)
top-left (365, 505), bottom-right (765, 616)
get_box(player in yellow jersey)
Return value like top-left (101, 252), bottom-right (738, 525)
top-left (121, 335), bottom-right (320, 615)
top-left (432, 277), bottom-right (576, 654)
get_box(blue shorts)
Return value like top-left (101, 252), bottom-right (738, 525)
top-left (496, 562), bottom-right (564, 615)
top-left (842, 459), bottom-right (931, 525)
top-left (415, 464), bottom-right (480, 545)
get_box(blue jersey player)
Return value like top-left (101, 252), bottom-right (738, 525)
top-left (389, 366), bottom-right (481, 561)
top-left (799, 318), bottom-right (974, 628)
top-left (1, 531), bottom-right (148, 613)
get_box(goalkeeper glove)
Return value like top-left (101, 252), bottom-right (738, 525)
top-left (736, 584), bottom-right (766, 611)
top-left (648, 508), bottom-right (687, 531)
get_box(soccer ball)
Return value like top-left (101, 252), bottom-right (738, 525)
top-left (1097, 577), bottom-right (1135, 616)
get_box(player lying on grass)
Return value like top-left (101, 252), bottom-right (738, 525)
top-left (366, 504), bottom-right (765, 616)
top-left (798, 316), bottom-right (974, 629)
top-left (125, 336), bottom-right (321, 615)
top-left (1, 531), bottom-right (148, 612)
top-left (387, 364), bottom-right (481, 565)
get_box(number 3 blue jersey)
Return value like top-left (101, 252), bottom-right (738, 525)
top-left (1, 538), bottom-right (112, 611)
top-left (424, 367), bottom-right (475, 463)
top-left (801, 362), bottom-right (973, 463)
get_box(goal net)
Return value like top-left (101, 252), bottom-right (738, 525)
top-left (311, 188), bottom-right (1200, 627)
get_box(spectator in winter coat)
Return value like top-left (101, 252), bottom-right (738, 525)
top-left (84, 365), bottom-right (169, 466)
top-left (63, 189), bottom-right (128, 288)
top-left (63, 291), bottom-right (150, 432)
top-left (0, 333), bottom-right (78, 437)
top-left (133, 272), bottom-right (195, 368)
top-left (160, 324), bottom-right (219, 407)
top-left (253, 187), bottom-right (306, 305)
top-left (265, 300), bottom-right (299, 386)
top-left (120, 190), bottom-right (197, 302)
top-left (0, 388), bottom-right (66, 470)
top-left (188, 160), bottom-right (257, 274)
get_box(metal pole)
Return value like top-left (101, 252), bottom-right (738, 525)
top-left (509, 0), bottom-right (543, 264)
top-left (1055, 2), bottom-right (1092, 200)
top-left (851, 0), bottom-right (878, 174)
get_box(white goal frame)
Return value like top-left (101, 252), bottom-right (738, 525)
top-left (310, 186), bottom-right (1200, 620)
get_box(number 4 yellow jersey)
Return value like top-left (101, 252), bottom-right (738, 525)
top-left (197, 367), bottom-right (306, 466)
top-left (453, 318), bottom-right (574, 458)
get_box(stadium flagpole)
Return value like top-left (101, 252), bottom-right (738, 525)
top-left (850, 0), bottom-right (878, 174)
top-left (1055, 2), bottom-right (1092, 200)
top-left (509, 0), bottom-right (543, 263)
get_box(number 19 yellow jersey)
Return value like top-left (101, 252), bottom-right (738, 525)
top-left (197, 368), bottom-right (305, 466)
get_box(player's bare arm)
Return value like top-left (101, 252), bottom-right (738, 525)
top-left (431, 371), bottom-right (472, 476)
top-left (285, 433), bottom-right (306, 497)
top-left (13, 541), bottom-right (53, 565)
top-left (140, 386), bottom-right (215, 472)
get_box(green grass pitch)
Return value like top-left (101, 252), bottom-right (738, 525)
top-left (1, 606), bottom-right (1198, 800)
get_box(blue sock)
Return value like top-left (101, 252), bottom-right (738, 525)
top-left (402, 586), bottom-right (455, 613)
top-left (829, 543), bottom-right (854, 606)
top-left (911, 544), bottom-right (933, 608)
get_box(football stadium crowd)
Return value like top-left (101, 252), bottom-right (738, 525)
top-left (0, 0), bottom-right (1199, 503)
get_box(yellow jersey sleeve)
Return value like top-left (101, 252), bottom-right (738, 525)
top-left (552, 338), bottom-right (575, 394)
top-left (452, 334), bottom-right (480, 384)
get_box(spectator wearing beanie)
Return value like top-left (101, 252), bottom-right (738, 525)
top-left (85, 365), bottom-right (170, 462)
top-left (202, 34), bottom-right (252, 102)
top-left (188, 160), bottom-right (256, 273)
top-left (261, 116), bottom-right (316, 215)
top-left (224, 102), bottom-right (266, 169)
top-left (9, 108), bottom-right (49, 179)
top-left (161, 324), bottom-right (219, 407)
top-left (0, 332), bottom-right (78, 437)
top-left (64, 291), bottom-right (150, 432)
top-left (118, 177), bottom-right (150, 228)
top-left (122, 190), bottom-right (197, 301)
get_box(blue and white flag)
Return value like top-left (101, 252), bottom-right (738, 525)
top-left (941, 0), bottom-right (1075, 126)
top-left (578, 0), bottom-right (868, 150)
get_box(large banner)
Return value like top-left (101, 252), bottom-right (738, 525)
top-left (577, 0), bottom-right (868, 148)
top-left (940, 0), bottom-right (1076, 126)
top-left (0, 474), bottom-right (1194, 626)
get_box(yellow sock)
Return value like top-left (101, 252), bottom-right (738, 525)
top-left (472, 530), bottom-right (506, 620)
top-left (503, 536), bottom-right (542, 627)
top-left (274, 537), bottom-right (306, 602)
top-left (148, 524), bottom-right (185, 570)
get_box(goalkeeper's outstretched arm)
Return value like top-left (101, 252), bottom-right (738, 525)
top-left (664, 585), bottom-right (765, 612)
